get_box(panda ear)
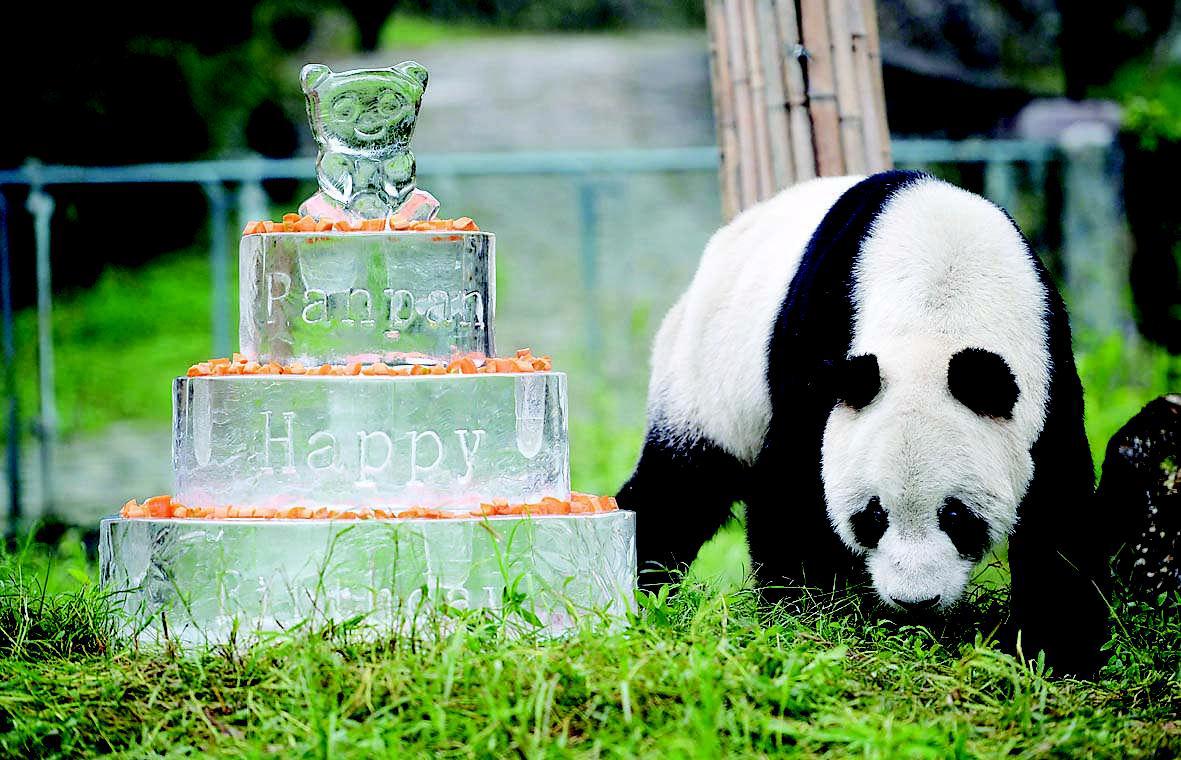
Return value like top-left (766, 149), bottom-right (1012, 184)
top-left (948, 348), bottom-right (1019, 419)
top-left (396, 60), bottom-right (429, 87)
top-left (827, 354), bottom-right (881, 410)
top-left (301, 63), bottom-right (332, 93)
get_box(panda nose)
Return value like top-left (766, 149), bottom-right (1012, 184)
top-left (892, 595), bottom-right (941, 613)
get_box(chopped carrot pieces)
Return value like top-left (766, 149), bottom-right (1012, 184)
top-left (143, 495), bottom-right (172, 518)
top-left (446, 356), bottom-right (478, 374)
top-left (243, 214), bottom-right (479, 236)
top-left (183, 351), bottom-right (555, 379)
top-left (361, 362), bottom-right (391, 375)
top-left (119, 492), bottom-right (617, 520)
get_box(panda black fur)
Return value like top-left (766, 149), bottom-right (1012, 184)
top-left (618, 170), bottom-right (1111, 676)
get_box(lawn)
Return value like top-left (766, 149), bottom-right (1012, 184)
top-left (3, 247), bottom-right (1180, 757)
top-left (1, 528), bottom-right (1179, 757)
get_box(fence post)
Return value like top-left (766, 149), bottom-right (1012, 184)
top-left (236, 179), bottom-right (269, 234)
top-left (0, 194), bottom-right (20, 540)
top-left (204, 181), bottom-right (231, 357)
top-left (26, 161), bottom-right (56, 520)
top-left (577, 180), bottom-right (603, 363)
top-left (1059, 122), bottom-right (1134, 345)
top-left (984, 160), bottom-right (1018, 217)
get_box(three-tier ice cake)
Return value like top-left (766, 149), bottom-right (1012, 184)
top-left (99, 62), bottom-right (636, 644)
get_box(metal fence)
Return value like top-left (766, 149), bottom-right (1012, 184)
top-left (0, 133), bottom-right (1129, 530)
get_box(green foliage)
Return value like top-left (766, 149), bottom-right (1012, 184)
top-left (1105, 60), bottom-right (1181, 151)
top-left (8, 252), bottom-right (217, 440)
top-left (1125, 94), bottom-right (1181, 151)
top-left (1076, 333), bottom-right (1181, 471)
top-left (1, 537), bottom-right (1178, 757)
top-left (378, 11), bottom-right (503, 48)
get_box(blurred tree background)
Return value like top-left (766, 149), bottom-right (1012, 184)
top-left (1, 1), bottom-right (1178, 343)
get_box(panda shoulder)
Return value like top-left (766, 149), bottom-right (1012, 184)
top-left (647, 175), bottom-right (865, 460)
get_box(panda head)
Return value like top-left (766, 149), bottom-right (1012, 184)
top-left (823, 348), bottom-right (1027, 612)
top-left (818, 179), bottom-right (1049, 614)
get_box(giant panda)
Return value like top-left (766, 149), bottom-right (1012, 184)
top-left (618, 170), bottom-right (1111, 676)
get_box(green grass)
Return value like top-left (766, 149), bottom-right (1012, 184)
top-left (9, 251), bottom-right (218, 439)
top-left (0, 536), bottom-right (1178, 757)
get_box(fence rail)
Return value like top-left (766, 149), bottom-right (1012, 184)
top-left (0, 135), bottom-right (1125, 531)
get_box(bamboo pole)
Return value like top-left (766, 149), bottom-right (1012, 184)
top-left (723, 0), bottom-right (760, 209)
top-left (848, 0), bottom-right (881, 173)
top-left (707, 0), bottom-right (893, 219)
top-left (798, 0), bottom-right (845, 176)
top-left (740, 0), bottom-right (776, 200)
top-left (828, 0), bottom-right (866, 174)
top-left (772, 0), bottom-right (814, 182)
top-left (707, 0), bottom-right (741, 218)
top-left (754, 0), bottom-right (794, 189)
top-left (859, 0), bottom-right (892, 169)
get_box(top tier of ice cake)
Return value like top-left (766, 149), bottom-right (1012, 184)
top-left (239, 228), bottom-right (494, 365)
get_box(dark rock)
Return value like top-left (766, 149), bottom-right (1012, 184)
top-left (1097, 394), bottom-right (1181, 598)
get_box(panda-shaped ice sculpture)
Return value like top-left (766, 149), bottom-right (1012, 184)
top-left (619, 171), bottom-right (1111, 676)
top-left (299, 61), bottom-right (429, 221)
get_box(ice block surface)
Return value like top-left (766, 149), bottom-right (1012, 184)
top-left (100, 511), bottom-right (636, 645)
top-left (239, 230), bottom-right (494, 365)
top-left (173, 373), bottom-right (568, 511)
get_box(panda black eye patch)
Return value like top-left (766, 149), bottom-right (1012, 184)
top-left (938, 498), bottom-right (991, 560)
top-left (947, 348), bottom-right (1019, 419)
top-left (850, 496), bottom-right (888, 549)
top-left (830, 354), bottom-right (881, 410)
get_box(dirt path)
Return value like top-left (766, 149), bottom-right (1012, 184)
top-left (317, 32), bottom-right (714, 152)
top-left (1, 422), bottom-right (171, 530)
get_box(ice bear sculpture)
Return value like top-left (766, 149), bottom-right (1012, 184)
top-left (298, 61), bottom-right (430, 222)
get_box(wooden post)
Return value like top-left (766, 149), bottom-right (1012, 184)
top-left (773, 0), bottom-right (816, 182)
top-left (798, 0), bottom-right (844, 177)
top-left (708, 1), bottom-right (741, 220)
top-left (706, 0), bottom-right (892, 220)
top-left (753, 0), bottom-right (794, 189)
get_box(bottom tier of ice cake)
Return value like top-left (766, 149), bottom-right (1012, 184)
top-left (100, 511), bottom-right (635, 646)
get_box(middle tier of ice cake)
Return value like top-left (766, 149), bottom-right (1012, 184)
top-left (173, 373), bottom-right (568, 512)
top-left (240, 231), bottom-right (494, 365)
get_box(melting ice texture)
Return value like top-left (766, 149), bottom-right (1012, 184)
top-left (173, 373), bottom-right (569, 512)
top-left (100, 511), bottom-right (637, 646)
top-left (239, 229), bottom-right (495, 366)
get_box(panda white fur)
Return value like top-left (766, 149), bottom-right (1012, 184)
top-left (618, 170), bottom-right (1110, 675)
